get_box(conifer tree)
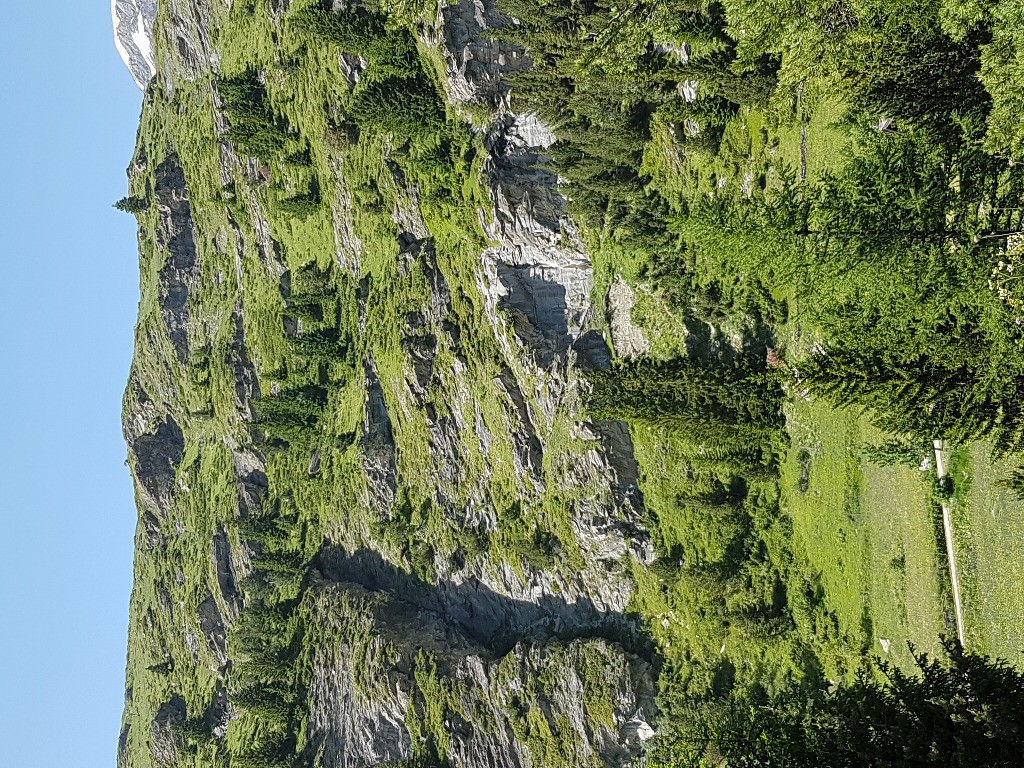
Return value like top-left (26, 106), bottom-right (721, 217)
top-left (798, 346), bottom-right (1024, 453)
top-left (673, 643), bottom-right (1024, 767)
top-left (114, 195), bottom-right (148, 214)
top-left (587, 356), bottom-right (783, 448)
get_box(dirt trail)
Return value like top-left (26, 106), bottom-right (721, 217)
top-left (797, 81), bottom-right (808, 182)
top-left (933, 440), bottom-right (966, 644)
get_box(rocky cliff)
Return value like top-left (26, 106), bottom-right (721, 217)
top-left (117, 2), bottom-right (659, 767)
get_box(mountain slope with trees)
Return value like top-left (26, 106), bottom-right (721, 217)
top-left (114, 0), bottom-right (1024, 766)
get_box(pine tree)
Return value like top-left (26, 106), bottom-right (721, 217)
top-left (348, 76), bottom-right (445, 138)
top-left (287, 329), bottom-right (347, 362)
top-left (677, 643), bottom-right (1024, 767)
top-left (114, 196), bottom-right (148, 214)
top-left (288, 3), bottom-right (385, 55)
top-left (586, 356), bottom-right (784, 448)
top-left (254, 385), bottom-right (328, 445)
top-left (798, 346), bottom-right (1024, 453)
top-left (218, 71), bottom-right (289, 158)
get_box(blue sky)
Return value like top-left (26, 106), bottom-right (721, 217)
top-left (0, 3), bottom-right (143, 767)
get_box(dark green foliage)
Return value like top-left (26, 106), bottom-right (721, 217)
top-left (669, 121), bottom-right (1024, 455)
top-left (230, 739), bottom-right (295, 768)
top-left (177, 716), bottom-right (214, 752)
top-left (234, 603), bottom-right (295, 651)
top-left (841, 14), bottom-right (991, 142)
top-left (291, 3), bottom-right (423, 80)
top-left (228, 496), bottom-right (311, 766)
top-left (233, 684), bottom-right (295, 721)
top-left (954, 0), bottom-right (1024, 158)
top-left (289, 3), bottom-right (386, 55)
top-left (799, 347), bottom-right (1024, 455)
top-left (284, 148), bottom-right (313, 167)
top-left (348, 76), bottom-right (445, 139)
top-left (254, 385), bottom-right (328, 446)
top-left (278, 191), bottom-right (321, 217)
top-left (233, 656), bottom-right (296, 686)
top-left (114, 195), bottom-right (148, 214)
top-left (239, 512), bottom-right (289, 544)
top-left (494, 0), bottom-right (776, 257)
top-left (218, 70), bottom-right (289, 158)
top-left (668, 643), bottom-right (1024, 767)
top-left (231, 755), bottom-right (292, 768)
top-left (239, 570), bottom-right (277, 602)
top-left (284, 293), bottom-right (325, 323)
top-left (289, 3), bottom-right (443, 139)
top-left (658, 94), bottom-right (737, 154)
top-left (225, 121), bottom-right (288, 159)
top-left (587, 356), bottom-right (783, 448)
top-left (287, 329), bottom-right (348, 362)
top-left (251, 549), bottom-right (305, 574)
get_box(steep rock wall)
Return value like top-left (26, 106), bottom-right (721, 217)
top-left (118, 2), bottom-right (658, 766)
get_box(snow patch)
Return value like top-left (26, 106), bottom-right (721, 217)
top-left (112, 0), bottom-right (157, 90)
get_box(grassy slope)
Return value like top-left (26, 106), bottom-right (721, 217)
top-left (122, 2), bottom-right (642, 765)
top-left (621, 77), bottom-right (960, 689)
top-left (953, 443), bottom-right (1024, 664)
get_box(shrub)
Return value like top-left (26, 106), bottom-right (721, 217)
top-left (277, 191), bottom-right (321, 217)
top-left (254, 385), bottom-right (329, 445)
top-left (349, 76), bottom-right (445, 138)
top-left (218, 71), bottom-right (290, 158)
top-left (287, 329), bottom-right (347, 362)
top-left (289, 3), bottom-right (386, 54)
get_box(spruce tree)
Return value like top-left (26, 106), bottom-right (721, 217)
top-left (114, 196), bottom-right (148, 214)
top-left (586, 356), bottom-right (783, 449)
top-left (676, 643), bottom-right (1024, 767)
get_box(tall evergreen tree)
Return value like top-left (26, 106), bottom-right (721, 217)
top-left (669, 643), bottom-right (1024, 767)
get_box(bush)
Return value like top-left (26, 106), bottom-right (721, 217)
top-left (226, 121), bottom-right (288, 158)
top-left (284, 293), bottom-right (325, 323)
top-left (218, 71), bottom-right (290, 158)
top-left (287, 329), bottom-right (348, 362)
top-left (289, 3), bottom-right (386, 54)
top-left (349, 76), bottom-right (445, 138)
top-left (254, 385), bottom-right (328, 445)
top-left (277, 191), bottom-right (321, 217)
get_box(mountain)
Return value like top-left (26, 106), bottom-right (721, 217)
top-left (112, 0), bottom-right (157, 89)
top-left (114, 1), bottom-right (1024, 767)
top-left (116, 2), bottom-right (658, 766)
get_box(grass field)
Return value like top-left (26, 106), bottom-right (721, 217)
top-left (780, 398), bottom-right (949, 676)
top-left (954, 443), bottom-right (1024, 665)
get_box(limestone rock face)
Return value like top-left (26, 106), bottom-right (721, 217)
top-left (116, 1), bottom-right (658, 766)
top-left (309, 552), bottom-right (656, 768)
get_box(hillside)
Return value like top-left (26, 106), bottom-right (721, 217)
top-left (116, 1), bottom-right (1024, 767)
